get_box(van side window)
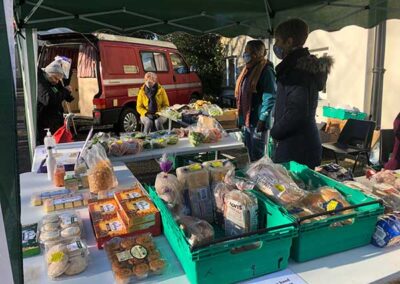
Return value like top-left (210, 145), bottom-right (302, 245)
top-left (170, 53), bottom-right (189, 74)
top-left (140, 52), bottom-right (168, 72)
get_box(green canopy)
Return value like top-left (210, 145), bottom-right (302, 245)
top-left (14, 0), bottom-right (400, 37)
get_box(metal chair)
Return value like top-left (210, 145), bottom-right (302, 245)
top-left (322, 119), bottom-right (376, 173)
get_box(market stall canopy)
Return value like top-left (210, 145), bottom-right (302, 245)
top-left (15, 0), bottom-right (400, 37)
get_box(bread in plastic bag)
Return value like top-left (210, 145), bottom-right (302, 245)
top-left (246, 157), bottom-right (306, 205)
top-left (224, 169), bottom-right (256, 191)
top-left (155, 172), bottom-right (182, 208)
top-left (178, 216), bottom-right (214, 248)
top-left (202, 160), bottom-right (235, 189)
top-left (83, 143), bottom-right (118, 193)
top-left (224, 190), bottom-right (258, 236)
top-left (176, 164), bottom-right (213, 221)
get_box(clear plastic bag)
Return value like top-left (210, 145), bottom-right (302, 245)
top-left (202, 104), bottom-right (223, 117)
top-left (155, 172), bottom-right (182, 208)
top-left (178, 216), bottom-right (214, 248)
top-left (83, 143), bottom-right (118, 193)
top-left (246, 157), bottom-right (306, 205)
top-left (203, 160), bottom-right (235, 189)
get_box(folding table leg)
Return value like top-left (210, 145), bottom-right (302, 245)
top-left (333, 151), bottom-right (338, 164)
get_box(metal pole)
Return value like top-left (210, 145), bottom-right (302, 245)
top-left (370, 21), bottom-right (386, 129)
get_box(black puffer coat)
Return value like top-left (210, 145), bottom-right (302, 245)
top-left (37, 69), bottom-right (74, 144)
top-left (271, 48), bottom-right (334, 168)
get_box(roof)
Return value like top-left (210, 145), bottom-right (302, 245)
top-left (94, 33), bottom-right (177, 49)
top-left (14, 0), bottom-right (400, 38)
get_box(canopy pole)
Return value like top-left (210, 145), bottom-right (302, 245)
top-left (0, 0), bottom-right (23, 283)
top-left (370, 21), bottom-right (386, 129)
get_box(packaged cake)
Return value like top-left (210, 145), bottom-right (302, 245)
top-left (43, 192), bottom-right (90, 213)
top-left (31, 189), bottom-right (72, 206)
top-left (105, 234), bottom-right (166, 284)
top-left (88, 198), bottom-right (119, 222)
top-left (117, 197), bottom-right (159, 232)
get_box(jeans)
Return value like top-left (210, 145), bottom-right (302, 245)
top-left (243, 127), bottom-right (267, 162)
top-left (140, 116), bottom-right (167, 134)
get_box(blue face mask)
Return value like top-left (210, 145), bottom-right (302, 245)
top-left (273, 44), bottom-right (284, 60)
top-left (243, 53), bottom-right (252, 64)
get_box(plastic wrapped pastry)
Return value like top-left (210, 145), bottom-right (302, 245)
top-left (178, 216), bottom-right (214, 248)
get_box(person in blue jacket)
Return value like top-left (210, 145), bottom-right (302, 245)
top-left (271, 19), bottom-right (334, 168)
top-left (235, 40), bottom-right (276, 161)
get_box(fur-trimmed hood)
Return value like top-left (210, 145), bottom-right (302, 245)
top-left (296, 55), bottom-right (334, 75)
top-left (276, 48), bottom-right (334, 91)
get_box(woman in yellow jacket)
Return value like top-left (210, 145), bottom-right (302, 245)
top-left (136, 72), bottom-right (170, 133)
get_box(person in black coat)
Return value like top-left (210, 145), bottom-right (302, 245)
top-left (37, 59), bottom-right (74, 144)
top-left (271, 19), bottom-right (334, 169)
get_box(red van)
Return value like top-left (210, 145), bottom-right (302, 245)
top-left (38, 33), bottom-right (202, 132)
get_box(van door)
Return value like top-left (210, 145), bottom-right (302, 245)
top-left (139, 50), bottom-right (178, 105)
top-left (169, 52), bottom-right (191, 104)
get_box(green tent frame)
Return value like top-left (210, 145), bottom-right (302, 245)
top-left (2, 1), bottom-right (400, 283)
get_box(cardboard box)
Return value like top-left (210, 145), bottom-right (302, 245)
top-left (88, 198), bottom-right (119, 222)
top-left (117, 197), bottom-right (159, 229)
top-left (215, 109), bottom-right (238, 122)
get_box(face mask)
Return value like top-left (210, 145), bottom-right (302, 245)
top-left (243, 53), bottom-right (252, 64)
top-left (273, 44), bottom-right (284, 60)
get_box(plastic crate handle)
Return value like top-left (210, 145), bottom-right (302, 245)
top-left (191, 222), bottom-right (295, 251)
top-left (230, 241), bottom-right (262, 254)
top-left (298, 199), bottom-right (383, 224)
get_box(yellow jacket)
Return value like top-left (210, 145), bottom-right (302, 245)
top-left (136, 84), bottom-right (170, 117)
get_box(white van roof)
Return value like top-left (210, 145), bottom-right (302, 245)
top-left (94, 33), bottom-right (177, 49)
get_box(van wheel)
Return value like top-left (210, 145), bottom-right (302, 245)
top-left (118, 107), bottom-right (139, 132)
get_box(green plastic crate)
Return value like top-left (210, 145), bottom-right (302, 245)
top-left (282, 161), bottom-right (384, 262)
top-left (323, 106), bottom-right (367, 120)
top-left (148, 186), bottom-right (297, 284)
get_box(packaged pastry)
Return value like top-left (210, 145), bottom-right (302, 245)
top-left (43, 192), bottom-right (90, 213)
top-left (22, 223), bottom-right (40, 258)
top-left (104, 234), bottom-right (166, 284)
top-left (343, 181), bottom-right (373, 194)
top-left (88, 198), bottom-right (119, 222)
top-left (45, 239), bottom-right (89, 279)
top-left (114, 185), bottom-right (146, 206)
top-left (93, 216), bottom-right (127, 239)
top-left (224, 190), bottom-right (258, 237)
top-left (31, 189), bottom-right (72, 206)
top-left (117, 197), bottom-right (159, 232)
top-left (246, 157), bottom-right (306, 205)
top-left (39, 212), bottom-right (83, 245)
top-left (178, 216), bottom-right (214, 248)
top-left (202, 160), bottom-right (234, 189)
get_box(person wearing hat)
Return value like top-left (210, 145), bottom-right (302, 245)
top-left (37, 59), bottom-right (74, 144)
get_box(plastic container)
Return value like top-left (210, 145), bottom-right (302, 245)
top-left (54, 164), bottom-right (66, 187)
top-left (281, 161), bottom-right (384, 262)
top-left (322, 106), bottom-right (367, 120)
top-left (105, 234), bottom-right (167, 284)
top-left (148, 186), bottom-right (296, 284)
top-left (46, 147), bottom-right (56, 181)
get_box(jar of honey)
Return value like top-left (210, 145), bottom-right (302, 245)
top-left (54, 164), bottom-right (65, 187)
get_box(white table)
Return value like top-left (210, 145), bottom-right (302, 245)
top-left (21, 163), bottom-right (188, 284)
top-left (32, 135), bottom-right (244, 173)
top-left (21, 164), bottom-right (400, 284)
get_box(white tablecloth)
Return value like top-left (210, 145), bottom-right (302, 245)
top-left (32, 135), bottom-right (244, 173)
